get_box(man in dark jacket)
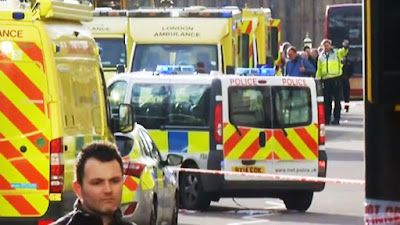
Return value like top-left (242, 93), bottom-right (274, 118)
top-left (51, 141), bottom-right (134, 225)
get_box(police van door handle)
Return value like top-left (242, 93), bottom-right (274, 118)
top-left (259, 132), bottom-right (266, 147)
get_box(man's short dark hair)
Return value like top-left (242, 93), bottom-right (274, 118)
top-left (303, 46), bottom-right (311, 51)
top-left (75, 141), bottom-right (123, 185)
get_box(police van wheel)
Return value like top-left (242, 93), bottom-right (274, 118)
top-left (180, 171), bottom-right (211, 210)
top-left (283, 191), bottom-right (314, 212)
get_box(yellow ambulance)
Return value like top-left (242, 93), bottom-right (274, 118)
top-left (127, 6), bottom-right (241, 74)
top-left (83, 8), bottom-right (132, 81)
top-left (0, 0), bottom-right (133, 223)
top-left (240, 8), bottom-right (281, 74)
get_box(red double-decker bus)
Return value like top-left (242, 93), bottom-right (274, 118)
top-left (324, 3), bottom-right (363, 99)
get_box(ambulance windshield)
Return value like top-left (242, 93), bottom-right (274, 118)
top-left (96, 38), bottom-right (126, 67)
top-left (132, 44), bottom-right (218, 73)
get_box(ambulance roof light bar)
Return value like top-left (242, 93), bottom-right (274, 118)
top-left (235, 67), bottom-right (275, 76)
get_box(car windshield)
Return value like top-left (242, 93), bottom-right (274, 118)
top-left (131, 44), bottom-right (218, 73)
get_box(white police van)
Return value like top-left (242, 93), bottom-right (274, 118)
top-left (108, 67), bottom-right (327, 212)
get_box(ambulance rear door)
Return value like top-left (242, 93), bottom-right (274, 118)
top-left (0, 23), bottom-right (51, 217)
top-left (221, 76), bottom-right (275, 180)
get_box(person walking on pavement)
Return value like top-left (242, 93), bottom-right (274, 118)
top-left (51, 141), bottom-right (135, 225)
top-left (341, 40), bottom-right (354, 112)
top-left (286, 46), bottom-right (316, 77)
top-left (316, 39), bottom-right (349, 125)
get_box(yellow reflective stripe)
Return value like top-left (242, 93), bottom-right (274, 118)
top-left (23, 194), bottom-right (49, 215)
top-left (0, 195), bottom-right (20, 216)
top-left (0, 153), bottom-right (30, 184)
top-left (0, 72), bottom-right (49, 140)
top-left (121, 187), bottom-right (135, 204)
top-left (0, 113), bottom-right (49, 174)
top-left (249, 32), bottom-right (253, 68)
top-left (14, 62), bottom-right (45, 93)
top-left (10, 41), bottom-right (45, 90)
top-left (157, 170), bottom-right (164, 187)
top-left (188, 132), bottom-right (209, 153)
top-left (226, 129), bottom-right (259, 160)
top-left (140, 169), bottom-right (155, 190)
top-left (148, 130), bottom-right (168, 153)
top-left (305, 125), bottom-right (318, 143)
top-left (252, 141), bottom-right (273, 160)
top-left (223, 124), bottom-right (237, 143)
top-left (271, 137), bottom-right (293, 160)
top-left (286, 129), bottom-right (317, 160)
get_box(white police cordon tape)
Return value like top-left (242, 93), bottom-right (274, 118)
top-left (171, 167), bottom-right (365, 186)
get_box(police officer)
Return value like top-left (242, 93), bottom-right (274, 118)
top-left (316, 39), bottom-right (348, 125)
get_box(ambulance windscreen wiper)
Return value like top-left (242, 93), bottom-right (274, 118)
top-left (231, 121), bottom-right (242, 136)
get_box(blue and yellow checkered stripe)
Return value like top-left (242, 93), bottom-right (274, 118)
top-left (148, 130), bottom-right (210, 154)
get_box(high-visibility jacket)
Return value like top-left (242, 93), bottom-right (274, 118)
top-left (316, 48), bottom-right (348, 80)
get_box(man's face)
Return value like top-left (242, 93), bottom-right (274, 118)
top-left (74, 158), bottom-right (123, 216)
top-left (323, 42), bottom-right (332, 52)
top-left (287, 49), bottom-right (297, 61)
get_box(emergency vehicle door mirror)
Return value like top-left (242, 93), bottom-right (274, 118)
top-left (116, 64), bottom-right (125, 74)
top-left (166, 154), bottom-right (183, 166)
top-left (117, 104), bottom-right (134, 133)
top-left (259, 132), bottom-right (266, 147)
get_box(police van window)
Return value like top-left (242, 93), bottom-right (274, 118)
top-left (272, 87), bottom-right (312, 127)
top-left (96, 38), bottom-right (126, 67)
top-left (108, 81), bottom-right (127, 111)
top-left (131, 83), bottom-right (211, 129)
top-left (132, 44), bottom-right (218, 73)
top-left (228, 87), bottom-right (272, 128)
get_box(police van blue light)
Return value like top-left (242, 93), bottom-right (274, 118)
top-left (235, 67), bottom-right (275, 76)
top-left (156, 65), bottom-right (196, 74)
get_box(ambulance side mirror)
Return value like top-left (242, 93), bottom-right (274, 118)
top-left (116, 64), bottom-right (125, 74)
